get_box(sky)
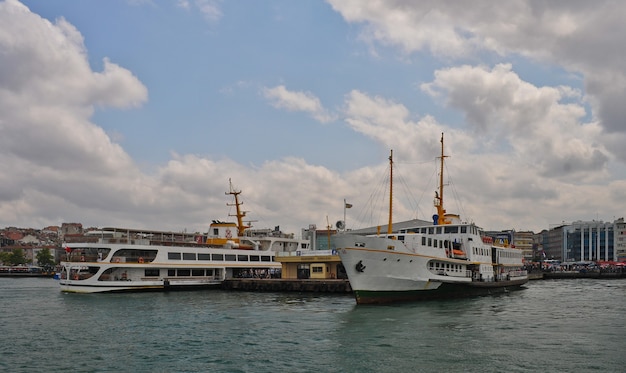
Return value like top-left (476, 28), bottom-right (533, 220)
top-left (1, 0), bottom-right (626, 236)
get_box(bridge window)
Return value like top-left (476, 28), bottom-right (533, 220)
top-left (167, 252), bottom-right (181, 260)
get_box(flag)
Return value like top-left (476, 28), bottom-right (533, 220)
top-left (65, 246), bottom-right (71, 253)
top-left (345, 203), bottom-right (353, 208)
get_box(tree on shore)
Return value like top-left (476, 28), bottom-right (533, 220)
top-left (2, 248), bottom-right (28, 266)
top-left (36, 248), bottom-right (55, 271)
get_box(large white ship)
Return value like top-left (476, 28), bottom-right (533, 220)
top-left (335, 134), bottom-right (528, 304)
top-left (59, 181), bottom-right (310, 293)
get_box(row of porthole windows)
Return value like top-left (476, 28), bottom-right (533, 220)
top-left (143, 268), bottom-right (217, 277)
top-left (496, 250), bottom-right (521, 259)
top-left (473, 247), bottom-right (490, 256)
top-left (420, 236), bottom-right (454, 249)
top-left (428, 262), bottom-right (464, 273)
top-left (167, 252), bottom-right (273, 262)
top-left (406, 225), bottom-right (473, 235)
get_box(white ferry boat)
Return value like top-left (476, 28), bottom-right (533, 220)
top-left (59, 181), bottom-right (310, 293)
top-left (335, 134), bottom-right (528, 304)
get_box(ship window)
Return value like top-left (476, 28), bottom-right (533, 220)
top-left (444, 226), bottom-right (457, 234)
top-left (261, 256), bottom-right (271, 262)
top-left (168, 252), bottom-right (181, 260)
top-left (144, 269), bottom-right (159, 277)
top-left (206, 269), bottom-right (214, 276)
top-left (213, 228), bottom-right (219, 235)
top-left (167, 269), bottom-right (175, 276)
top-left (461, 226), bottom-right (467, 233)
top-left (436, 227), bottom-right (443, 234)
top-left (225, 254), bottom-right (236, 261)
top-left (212, 254), bottom-right (223, 261)
top-left (250, 255), bottom-right (260, 262)
top-left (178, 269), bottom-right (191, 276)
top-left (398, 235), bottom-right (405, 241)
top-left (183, 253), bottom-right (196, 260)
top-left (428, 238), bottom-right (432, 246)
top-left (422, 237), bottom-right (426, 245)
top-left (312, 266), bottom-right (323, 273)
top-left (192, 269), bottom-right (204, 276)
top-left (428, 227), bottom-right (434, 234)
top-left (198, 253), bottom-right (210, 260)
top-left (237, 255), bottom-right (249, 261)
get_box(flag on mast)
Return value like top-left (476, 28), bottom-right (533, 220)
top-left (345, 202), bottom-right (352, 208)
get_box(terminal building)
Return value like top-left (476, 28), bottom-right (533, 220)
top-left (540, 218), bottom-right (626, 262)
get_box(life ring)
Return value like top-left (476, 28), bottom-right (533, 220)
top-left (73, 274), bottom-right (79, 280)
top-left (138, 257), bottom-right (144, 263)
top-left (225, 228), bottom-right (232, 239)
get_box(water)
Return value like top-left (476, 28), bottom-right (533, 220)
top-left (1, 278), bottom-right (624, 372)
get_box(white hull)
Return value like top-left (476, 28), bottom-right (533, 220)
top-left (59, 242), bottom-right (281, 294)
top-left (59, 278), bottom-right (223, 293)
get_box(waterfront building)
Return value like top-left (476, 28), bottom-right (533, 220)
top-left (563, 220), bottom-right (616, 262)
top-left (544, 225), bottom-right (566, 260)
top-left (513, 231), bottom-right (534, 262)
top-left (615, 218), bottom-right (626, 262)
top-left (276, 225), bottom-right (347, 279)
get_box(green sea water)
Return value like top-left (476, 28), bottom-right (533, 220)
top-left (1, 278), bottom-right (624, 372)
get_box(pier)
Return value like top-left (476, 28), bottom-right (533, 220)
top-left (222, 278), bottom-right (352, 293)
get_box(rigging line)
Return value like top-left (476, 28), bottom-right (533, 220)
top-left (353, 162), bottom-right (391, 229)
top-left (444, 160), bottom-right (468, 221)
top-left (394, 162), bottom-right (423, 220)
top-left (414, 161), bottom-right (438, 219)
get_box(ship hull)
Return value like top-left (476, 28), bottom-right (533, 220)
top-left (335, 234), bottom-right (528, 305)
top-left (354, 279), bottom-right (528, 304)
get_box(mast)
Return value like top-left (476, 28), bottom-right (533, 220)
top-left (388, 149), bottom-right (393, 235)
top-left (226, 178), bottom-right (248, 236)
top-left (435, 133), bottom-right (449, 225)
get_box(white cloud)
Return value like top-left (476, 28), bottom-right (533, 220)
top-left (0, 0), bottom-right (624, 236)
top-left (177, 0), bottom-right (222, 22)
top-left (420, 63), bottom-right (608, 180)
top-left (327, 0), bottom-right (626, 161)
top-left (263, 85), bottom-right (336, 123)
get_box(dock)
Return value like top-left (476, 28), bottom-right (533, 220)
top-left (222, 278), bottom-right (352, 293)
top-left (543, 271), bottom-right (625, 279)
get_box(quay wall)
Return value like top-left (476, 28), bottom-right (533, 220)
top-left (543, 271), bottom-right (625, 279)
top-left (222, 278), bottom-right (352, 293)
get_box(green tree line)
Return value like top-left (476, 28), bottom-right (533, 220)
top-left (0, 248), bottom-right (55, 271)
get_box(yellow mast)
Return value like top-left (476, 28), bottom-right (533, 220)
top-left (226, 178), bottom-right (248, 236)
top-left (388, 149), bottom-right (393, 235)
top-left (435, 133), bottom-right (449, 225)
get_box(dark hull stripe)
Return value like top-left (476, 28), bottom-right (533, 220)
top-left (354, 280), bottom-right (528, 304)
